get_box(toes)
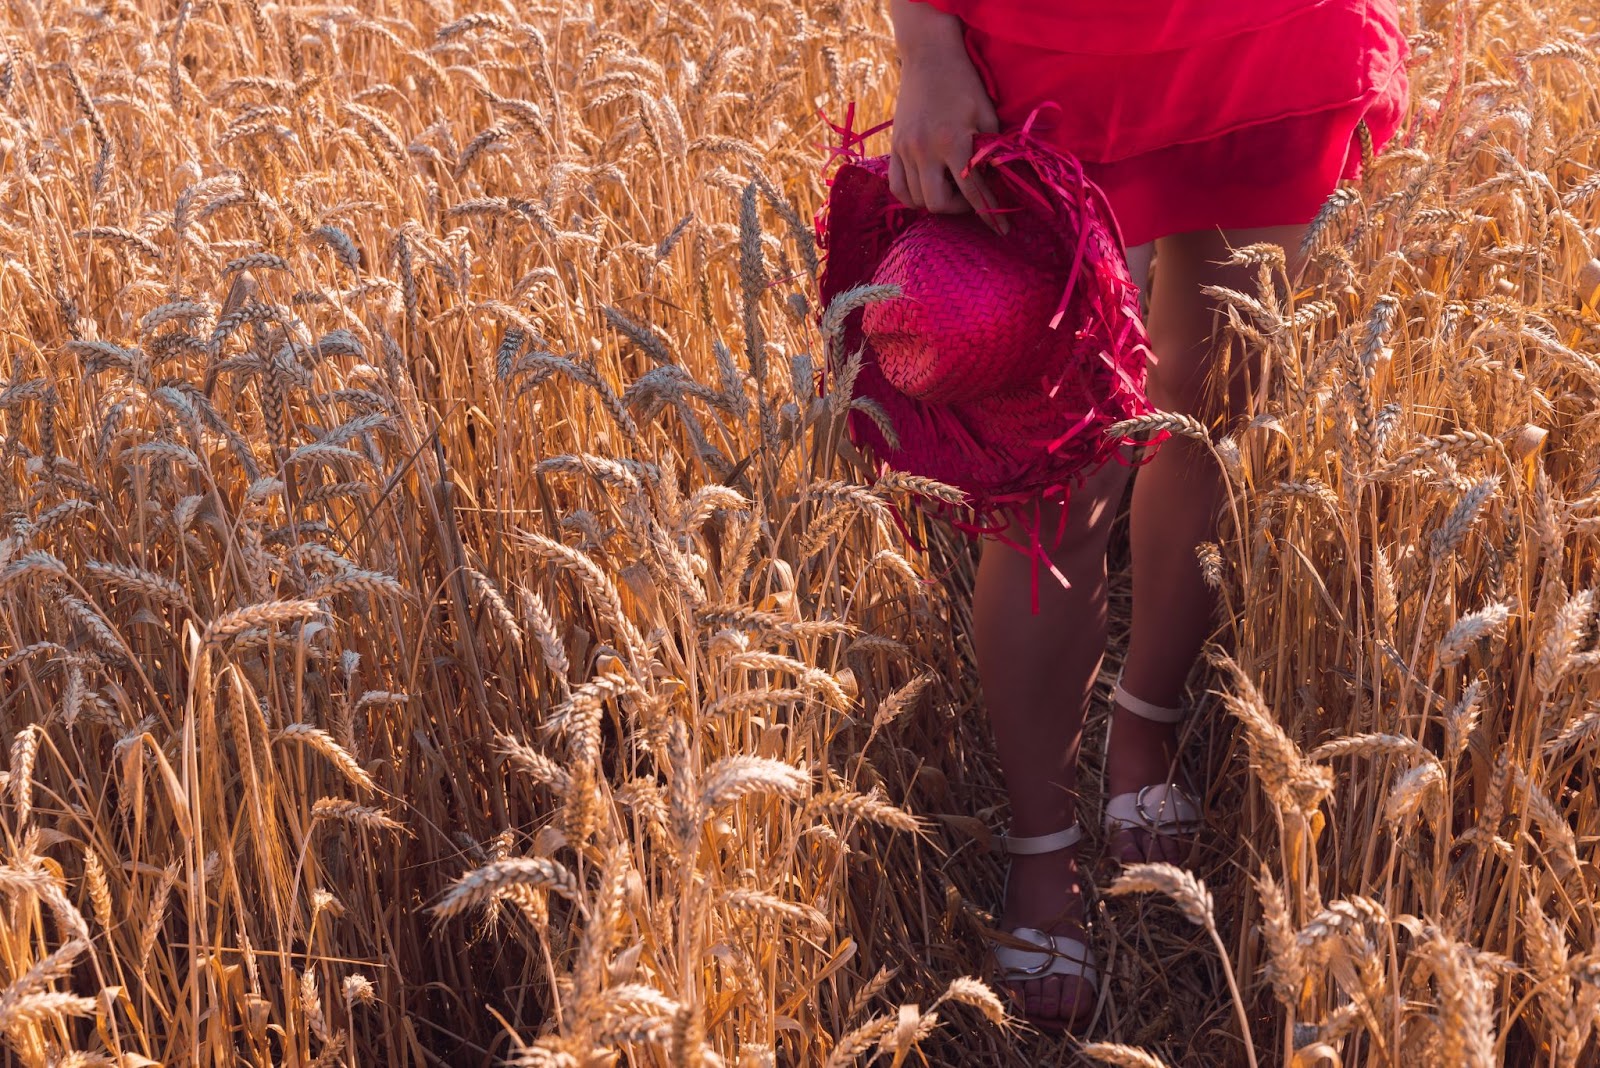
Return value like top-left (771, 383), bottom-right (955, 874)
top-left (1111, 827), bottom-right (1193, 864)
top-left (1147, 831), bottom-right (1189, 864)
top-left (1062, 975), bottom-right (1094, 1023)
top-left (1005, 980), bottom-right (1026, 1016)
top-left (1026, 975), bottom-right (1093, 1031)
top-left (1039, 975), bottom-right (1063, 1023)
top-left (1112, 827), bottom-right (1147, 864)
top-left (1154, 834), bottom-right (1187, 864)
top-left (1025, 975), bottom-right (1100, 1030)
top-left (1008, 980), bottom-right (1027, 1018)
top-left (1023, 978), bottom-right (1045, 1021)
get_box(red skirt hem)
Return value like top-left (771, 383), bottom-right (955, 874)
top-left (1076, 89), bottom-right (1406, 247)
top-left (946, 0), bottom-right (1409, 246)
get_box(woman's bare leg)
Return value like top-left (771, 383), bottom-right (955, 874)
top-left (1110, 224), bottom-right (1308, 862)
top-left (973, 458), bottom-right (1130, 1025)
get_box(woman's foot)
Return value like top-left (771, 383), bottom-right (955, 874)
top-left (1104, 684), bottom-right (1201, 864)
top-left (995, 830), bottom-right (1096, 1030)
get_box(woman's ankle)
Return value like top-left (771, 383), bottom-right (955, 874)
top-left (1002, 847), bottom-right (1085, 929)
top-left (1105, 706), bottom-right (1183, 790)
top-left (1112, 673), bottom-right (1187, 722)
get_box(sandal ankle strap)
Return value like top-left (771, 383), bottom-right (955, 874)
top-left (1114, 676), bottom-right (1187, 724)
top-left (998, 824), bottom-right (1083, 855)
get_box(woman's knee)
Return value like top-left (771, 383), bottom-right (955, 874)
top-left (1143, 348), bottom-right (1218, 416)
top-left (984, 462), bottom-right (1129, 565)
top-left (1047, 463), bottom-right (1131, 564)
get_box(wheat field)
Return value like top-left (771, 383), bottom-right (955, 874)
top-left (0, 0), bottom-right (1597, 1064)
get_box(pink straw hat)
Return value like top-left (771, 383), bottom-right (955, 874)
top-left (816, 110), bottom-right (1158, 573)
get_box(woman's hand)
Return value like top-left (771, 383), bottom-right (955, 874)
top-left (888, 0), bottom-right (1004, 228)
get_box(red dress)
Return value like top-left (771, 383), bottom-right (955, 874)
top-left (916, 0), bottom-right (1409, 247)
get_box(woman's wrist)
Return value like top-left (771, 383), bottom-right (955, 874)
top-left (889, 0), bottom-right (966, 67)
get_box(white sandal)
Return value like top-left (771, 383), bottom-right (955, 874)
top-left (993, 824), bottom-right (1099, 1030)
top-left (1104, 677), bottom-right (1204, 855)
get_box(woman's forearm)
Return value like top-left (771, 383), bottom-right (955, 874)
top-left (885, 0), bottom-right (996, 217)
top-left (889, 0), bottom-right (966, 65)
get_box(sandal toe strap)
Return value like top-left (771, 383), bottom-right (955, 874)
top-left (1104, 784), bottom-right (1203, 834)
top-left (994, 927), bottom-right (1099, 987)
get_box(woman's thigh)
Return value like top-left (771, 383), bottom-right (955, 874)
top-left (1144, 224), bottom-right (1308, 417)
top-left (1126, 242), bottom-right (1154, 302)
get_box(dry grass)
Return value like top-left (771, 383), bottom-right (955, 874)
top-left (0, 0), bottom-right (1596, 1064)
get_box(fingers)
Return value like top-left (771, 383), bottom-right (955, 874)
top-left (918, 162), bottom-right (966, 215)
top-left (887, 152), bottom-right (914, 209)
top-left (965, 104), bottom-right (1006, 231)
top-left (890, 127), bottom-right (1005, 223)
top-left (952, 164), bottom-right (1009, 234)
top-left (975, 97), bottom-right (1001, 135)
top-left (903, 156), bottom-right (927, 211)
top-left (883, 150), bottom-right (934, 211)
top-left (922, 126), bottom-right (972, 215)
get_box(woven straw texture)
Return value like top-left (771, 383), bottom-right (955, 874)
top-left (863, 214), bottom-right (1061, 404)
